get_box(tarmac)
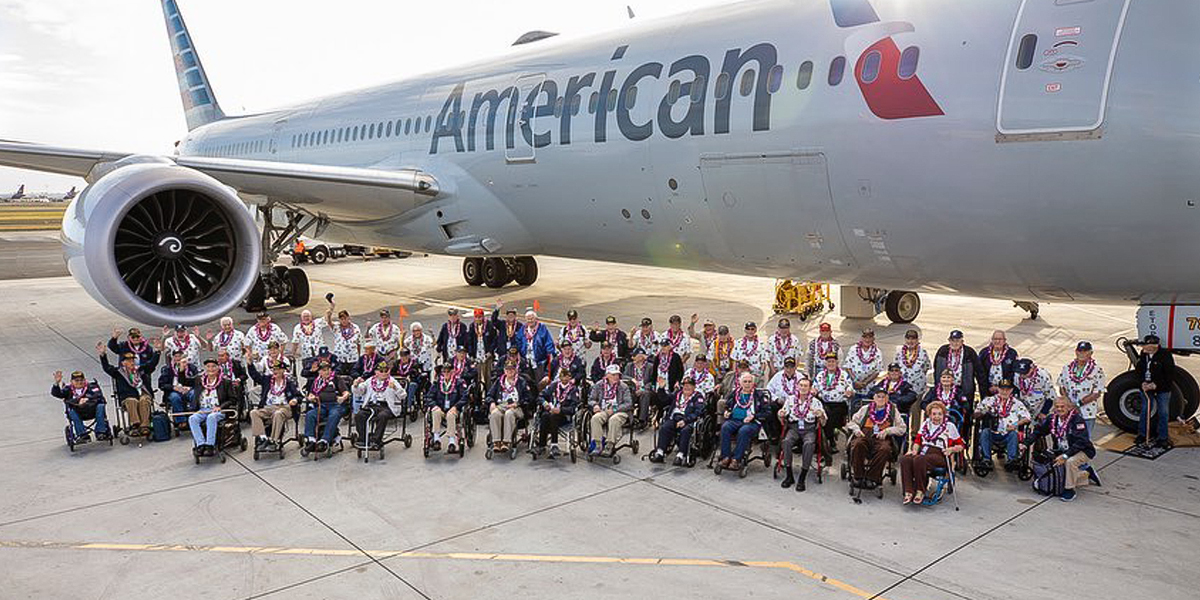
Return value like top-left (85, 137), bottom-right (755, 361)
top-left (1, 248), bottom-right (1197, 600)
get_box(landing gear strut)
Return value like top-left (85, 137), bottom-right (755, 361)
top-left (463, 256), bottom-right (538, 288)
top-left (1014, 300), bottom-right (1040, 320)
top-left (244, 206), bottom-right (327, 312)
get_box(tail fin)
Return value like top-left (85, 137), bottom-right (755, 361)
top-left (13, 184), bottom-right (24, 198)
top-left (159, 0), bottom-right (225, 130)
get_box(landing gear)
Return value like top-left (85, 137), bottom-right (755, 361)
top-left (884, 291), bottom-right (921, 324)
top-left (1014, 300), bottom-right (1040, 320)
top-left (243, 205), bottom-right (326, 312)
top-left (471, 256), bottom-right (538, 288)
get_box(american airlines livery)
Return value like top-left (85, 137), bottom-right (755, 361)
top-left (0, 0), bottom-right (1196, 431)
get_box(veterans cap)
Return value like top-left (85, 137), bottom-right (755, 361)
top-left (399, 348), bottom-right (412, 356)
top-left (605, 315), bottom-right (617, 324)
top-left (605, 364), bottom-right (621, 375)
top-left (121, 352), bottom-right (136, 360)
top-left (998, 379), bottom-right (1016, 389)
top-left (640, 317), bottom-right (653, 327)
top-left (632, 346), bottom-right (647, 356)
top-left (744, 321), bottom-right (757, 330)
top-left (318, 346), bottom-right (331, 356)
top-left (363, 339), bottom-right (377, 348)
top-left (784, 357), bottom-right (797, 367)
top-left (175, 324), bottom-right (187, 332)
top-left (456, 345), bottom-right (467, 353)
top-left (819, 322), bottom-right (832, 332)
top-left (659, 339), bottom-right (673, 347)
top-left (905, 329), bottom-right (919, 339)
top-left (681, 377), bottom-right (696, 386)
top-left (1014, 358), bottom-right (1033, 375)
top-left (703, 318), bottom-right (715, 325)
top-left (71, 371), bottom-right (85, 379)
top-left (1144, 334), bottom-right (1161, 345)
top-left (862, 328), bottom-right (875, 336)
top-left (824, 352), bottom-right (839, 360)
top-left (447, 308), bottom-right (459, 316)
top-left (567, 309), bottom-right (579, 320)
top-left (888, 362), bottom-right (902, 371)
top-left (378, 308), bottom-right (390, 317)
top-left (203, 358), bottom-right (217, 365)
top-left (1076, 341), bottom-right (1093, 351)
top-left (256, 312), bottom-right (270, 320)
top-left (948, 330), bottom-right (964, 340)
top-left (505, 307), bottom-right (518, 315)
top-left (669, 314), bottom-right (682, 323)
top-left (778, 318), bottom-right (791, 328)
top-left (560, 340), bottom-right (573, 348)
top-left (694, 354), bottom-right (708, 362)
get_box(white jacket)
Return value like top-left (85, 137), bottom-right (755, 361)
top-left (354, 376), bottom-right (407, 416)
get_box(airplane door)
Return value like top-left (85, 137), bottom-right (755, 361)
top-left (269, 118), bottom-right (287, 155)
top-left (700, 151), bottom-right (854, 268)
top-left (507, 73), bottom-right (546, 164)
top-left (997, 0), bottom-right (1131, 136)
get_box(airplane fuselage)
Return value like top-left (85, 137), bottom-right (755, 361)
top-left (177, 0), bottom-right (1200, 305)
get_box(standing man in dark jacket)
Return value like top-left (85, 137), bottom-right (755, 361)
top-left (589, 316), bottom-right (630, 364)
top-left (108, 326), bottom-right (160, 382)
top-left (466, 308), bottom-right (495, 389)
top-left (935, 330), bottom-right (982, 448)
top-left (1135, 335), bottom-right (1176, 448)
top-left (650, 339), bottom-right (685, 419)
top-left (978, 330), bottom-right (1018, 397)
top-left (436, 308), bottom-right (470, 365)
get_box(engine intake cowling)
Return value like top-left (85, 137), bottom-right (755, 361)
top-left (63, 157), bottom-right (261, 325)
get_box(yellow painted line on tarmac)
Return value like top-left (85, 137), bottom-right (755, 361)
top-left (0, 225), bottom-right (58, 232)
top-left (0, 539), bottom-right (889, 599)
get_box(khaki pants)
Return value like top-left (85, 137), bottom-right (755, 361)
top-left (431, 406), bottom-right (460, 440)
top-left (489, 405), bottom-right (523, 443)
top-left (590, 410), bottom-right (629, 443)
top-left (121, 394), bottom-right (153, 429)
top-left (251, 404), bottom-right (292, 441)
top-left (1065, 452), bottom-right (1090, 490)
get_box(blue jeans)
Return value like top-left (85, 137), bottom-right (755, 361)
top-left (720, 419), bottom-right (761, 460)
top-left (167, 390), bottom-right (197, 425)
top-left (404, 380), bottom-right (420, 413)
top-left (1139, 390), bottom-right (1171, 440)
top-left (68, 405), bottom-right (109, 436)
top-left (305, 404), bottom-right (346, 443)
top-left (188, 409), bottom-right (224, 447)
top-left (980, 428), bottom-right (1019, 461)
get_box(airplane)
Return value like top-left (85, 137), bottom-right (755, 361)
top-left (55, 186), bottom-right (78, 201)
top-left (0, 0), bottom-right (1196, 432)
top-left (3, 184), bottom-right (26, 201)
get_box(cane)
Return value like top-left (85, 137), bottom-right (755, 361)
top-left (947, 452), bottom-right (961, 511)
top-left (1140, 389), bottom-right (1152, 448)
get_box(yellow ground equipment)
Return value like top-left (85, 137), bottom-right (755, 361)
top-left (773, 280), bottom-right (834, 320)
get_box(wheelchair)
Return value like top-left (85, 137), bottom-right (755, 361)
top-left (642, 414), bottom-right (700, 468)
top-left (105, 377), bottom-right (142, 447)
top-left (920, 453), bottom-right (961, 510)
top-left (485, 402), bottom-right (532, 461)
top-left (711, 421), bottom-right (773, 478)
top-left (252, 405), bottom-right (301, 461)
top-left (351, 404), bottom-right (414, 464)
top-left (970, 414), bottom-right (1034, 480)
top-left (191, 409), bottom-right (246, 464)
top-left (578, 404), bottom-right (640, 465)
top-left (840, 433), bottom-right (901, 502)
top-left (528, 403), bottom-right (578, 463)
top-left (298, 388), bottom-right (349, 461)
top-left (772, 416), bottom-right (825, 485)
top-left (689, 393), bottom-right (720, 462)
top-left (63, 394), bottom-right (117, 453)
top-left (423, 399), bottom-right (474, 459)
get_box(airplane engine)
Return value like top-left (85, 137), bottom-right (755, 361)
top-left (62, 157), bottom-right (261, 326)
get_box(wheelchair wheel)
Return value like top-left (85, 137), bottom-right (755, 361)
top-left (586, 453), bottom-right (594, 463)
top-left (888, 467), bottom-right (897, 486)
top-left (973, 461), bottom-right (991, 477)
top-left (839, 463), bottom-right (848, 481)
top-left (403, 434), bottom-right (413, 448)
top-left (1018, 463), bottom-right (1034, 481)
top-left (119, 432), bottom-right (130, 446)
top-left (423, 446), bottom-right (431, 458)
top-left (239, 437), bottom-right (248, 452)
top-left (738, 464), bottom-right (748, 478)
top-left (570, 447), bottom-right (577, 463)
top-left (713, 462), bottom-right (723, 475)
top-left (219, 452), bottom-right (227, 464)
top-left (379, 446), bottom-right (385, 460)
top-left (254, 450), bottom-right (260, 460)
top-left (773, 461), bottom-right (781, 480)
top-left (612, 453), bottom-right (621, 465)
top-left (631, 440), bottom-right (640, 454)
top-left (509, 446), bottom-right (519, 460)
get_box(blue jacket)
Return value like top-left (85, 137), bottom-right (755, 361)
top-left (725, 389), bottom-right (770, 424)
top-left (246, 363), bottom-right (303, 408)
top-left (666, 390), bottom-right (706, 425)
top-left (1027, 411), bottom-right (1096, 460)
top-left (539, 381), bottom-right (580, 418)
top-left (51, 381), bottom-right (105, 410)
top-left (426, 378), bottom-right (468, 411)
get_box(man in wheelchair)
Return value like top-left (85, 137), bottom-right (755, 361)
top-left (488, 360), bottom-right (533, 453)
top-left (717, 372), bottom-right (770, 472)
top-left (190, 359), bottom-right (238, 457)
top-left (427, 364), bottom-right (467, 453)
top-left (303, 360), bottom-right (350, 455)
top-left (650, 377), bottom-right (705, 465)
top-left (846, 389), bottom-right (907, 489)
top-left (776, 374), bottom-right (825, 491)
top-left (587, 364), bottom-right (633, 457)
top-left (52, 369), bottom-right (111, 443)
top-left (534, 365), bottom-right (580, 458)
top-left (974, 379), bottom-right (1031, 473)
top-left (353, 361), bottom-right (407, 450)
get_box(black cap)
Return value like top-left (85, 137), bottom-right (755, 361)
top-left (784, 357), bottom-right (797, 367)
top-left (567, 309), bottom-right (578, 320)
top-left (695, 354), bottom-right (708, 362)
top-left (948, 330), bottom-right (964, 340)
top-left (318, 346), bottom-right (331, 356)
top-left (824, 352), bottom-right (839, 361)
top-left (1144, 334), bottom-right (1161, 345)
top-left (71, 371), bottom-right (85, 380)
top-left (744, 321), bottom-right (757, 330)
top-left (378, 308), bottom-right (390, 317)
top-left (257, 312), bottom-right (270, 320)
top-left (1076, 341), bottom-right (1093, 351)
top-left (887, 362), bottom-right (902, 371)
top-left (1014, 358), bottom-right (1033, 374)
top-left (998, 379), bottom-right (1016, 389)
top-left (681, 377), bottom-right (696, 386)
top-left (669, 314), bottom-right (681, 323)
top-left (640, 317), bottom-right (653, 327)
top-left (861, 328), bottom-right (875, 337)
top-left (560, 340), bottom-right (573, 348)
top-left (203, 358), bottom-right (217, 365)
top-left (121, 352), bottom-right (136, 361)
top-left (659, 339), bottom-right (673, 347)
top-left (778, 318), bottom-right (791, 328)
top-left (632, 347), bottom-right (648, 356)
top-left (456, 345), bottom-right (467, 353)
top-left (175, 324), bottom-right (187, 332)
top-left (605, 316), bottom-right (617, 324)
top-left (505, 308), bottom-right (517, 315)
top-left (399, 348), bottom-right (411, 356)
top-left (904, 329), bottom-right (919, 339)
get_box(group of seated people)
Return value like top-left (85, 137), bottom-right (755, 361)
top-left (54, 303), bottom-right (1121, 504)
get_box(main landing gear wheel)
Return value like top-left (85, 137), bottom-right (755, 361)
top-left (483, 257), bottom-right (510, 288)
top-left (463, 257), bottom-right (484, 286)
top-left (1103, 367), bottom-right (1196, 433)
top-left (286, 268), bottom-right (310, 307)
top-left (884, 291), bottom-right (921, 324)
top-left (513, 256), bottom-right (538, 286)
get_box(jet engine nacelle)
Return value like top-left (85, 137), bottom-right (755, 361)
top-left (62, 157), bottom-right (261, 325)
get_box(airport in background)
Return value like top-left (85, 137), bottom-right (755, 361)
top-left (0, 0), bottom-right (1195, 432)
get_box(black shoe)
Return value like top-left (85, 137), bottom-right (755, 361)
top-left (96, 431), bottom-right (112, 441)
top-left (1004, 460), bottom-right (1019, 473)
top-left (796, 469), bottom-right (808, 492)
top-left (316, 439), bottom-right (329, 453)
top-left (1085, 466), bottom-right (1102, 487)
top-left (1133, 435), bottom-right (1146, 446)
top-left (781, 467), bottom-right (795, 489)
top-left (206, 445), bottom-right (217, 457)
top-left (671, 454), bottom-right (683, 467)
top-left (1156, 438), bottom-right (1174, 450)
top-left (77, 434), bottom-right (91, 444)
top-left (305, 439), bottom-right (316, 452)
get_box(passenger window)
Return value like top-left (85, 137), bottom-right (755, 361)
top-left (739, 69), bottom-right (756, 97)
top-left (369, 123), bottom-right (375, 139)
top-left (667, 80), bottom-right (681, 104)
top-left (554, 98), bottom-right (563, 118)
top-left (796, 61), bottom-right (813, 90)
top-left (861, 51), bottom-right (882, 84)
top-left (405, 118), bottom-right (412, 134)
top-left (898, 46), bottom-right (920, 79)
top-left (607, 90), bottom-right (617, 112)
top-left (624, 87), bottom-right (637, 110)
top-left (1016, 34), bottom-right (1037, 70)
top-left (588, 92), bottom-right (599, 113)
top-left (767, 65), bottom-right (783, 93)
top-left (386, 121), bottom-right (393, 137)
top-left (828, 56), bottom-right (846, 86)
top-left (570, 95), bottom-right (581, 115)
top-left (425, 116), bottom-right (432, 131)
top-left (691, 76), bottom-right (706, 103)
top-left (714, 73), bottom-right (730, 100)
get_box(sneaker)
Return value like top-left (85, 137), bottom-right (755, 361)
top-left (1156, 438), bottom-right (1174, 450)
top-left (588, 440), bottom-right (599, 456)
top-left (265, 440), bottom-right (279, 452)
top-left (316, 439), bottom-right (329, 453)
top-left (650, 449), bottom-right (664, 463)
top-left (1060, 489), bottom-right (1077, 502)
top-left (140, 427), bottom-right (152, 437)
top-left (128, 428), bottom-right (143, 438)
top-left (673, 452), bottom-right (684, 466)
top-left (1085, 466), bottom-right (1102, 487)
top-left (96, 431), bottom-right (112, 441)
top-left (447, 442), bottom-right (458, 454)
top-left (77, 434), bottom-right (91, 444)
top-left (549, 444), bottom-right (561, 458)
top-left (432, 439), bottom-right (442, 451)
top-left (205, 445), bottom-right (217, 457)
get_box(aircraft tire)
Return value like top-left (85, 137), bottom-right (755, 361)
top-left (463, 258), bottom-right (484, 286)
top-left (483, 257), bottom-right (510, 288)
top-left (884, 291), bottom-right (920, 324)
top-left (1103, 370), bottom-right (1189, 433)
top-left (514, 257), bottom-right (538, 286)
top-left (287, 268), bottom-right (310, 307)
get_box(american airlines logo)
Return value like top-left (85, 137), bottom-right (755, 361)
top-left (428, 0), bottom-right (941, 155)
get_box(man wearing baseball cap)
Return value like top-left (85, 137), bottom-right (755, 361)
top-left (589, 316), bottom-right (630, 364)
top-left (1056, 341), bottom-right (1106, 437)
top-left (1134, 335), bottom-right (1175, 448)
top-left (732, 321), bottom-right (769, 379)
top-left (805, 323), bottom-right (839, 380)
top-left (843, 328), bottom-right (883, 408)
top-left (688, 314), bottom-right (720, 366)
top-left (559, 309), bottom-right (592, 357)
top-left (52, 368), bottom-right (111, 443)
top-left (367, 309), bottom-right (403, 362)
top-left (436, 308), bottom-right (469, 364)
top-left (768, 318), bottom-right (801, 379)
top-left (588, 363), bottom-right (633, 456)
top-left (467, 308), bottom-right (495, 389)
top-left (246, 312), bottom-right (288, 360)
top-left (630, 317), bottom-right (661, 359)
top-left (974, 379), bottom-right (1031, 471)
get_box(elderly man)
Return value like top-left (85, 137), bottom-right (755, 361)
top-left (661, 314), bottom-right (691, 364)
top-left (99, 343), bottom-right (154, 438)
top-left (650, 377), bottom-right (706, 465)
top-left (491, 299), bottom-right (526, 357)
top-left (978, 330), bottom-right (1018, 397)
top-left (558, 309), bottom-right (592, 357)
top-left (593, 341), bottom-right (622, 383)
top-left (292, 309), bottom-right (330, 366)
top-left (108, 326), bottom-right (160, 381)
top-left (1134, 335), bottom-right (1175, 448)
top-left (732, 322), bottom-right (770, 380)
top-left (213, 347), bottom-right (249, 418)
top-left (812, 352), bottom-right (854, 460)
top-left (651, 339), bottom-right (684, 419)
top-left (487, 360), bottom-right (532, 452)
top-left (521, 309), bottom-right (557, 383)
top-left (327, 307), bottom-right (362, 377)
top-left (1014, 358), bottom-right (1056, 421)
top-left (189, 358), bottom-right (237, 456)
top-left (1057, 341), bottom-right (1106, 437)
top-left (805, 323), bottom-right (840, 379)
top-left (629, 317), bottom-right (661, 359)
top-left (768, 356), bottom-right (805, 405)
top-left (768, 318), bottom-right (802, 379)
top-left (246, 355), bottom-right (302, 451)
top-left (777, 377), bottom-right (824, 491)
top-left (163, 325), bottom-right (204, 365)
top-left (588, 364), bottom-right (633, 457)
top-left (406, 322), bottom-right (436, 379)
top-left (544, 340), bottom-right (586, 388)
top-left (710, 325), bottom-right (735, 381)
top-left (207, 317), bottom-right (248, 360)
top-left (1021, 396), bottom-right (1101, 502)
top-left (391, 348), bottom-right (425, 416)
top-left (52, 369), bottom-right (111, 443)
top-left (303, 360), bottom-right (350, 454)
top-left (589, 316), bottom-right (629, 364)
top-left (688, 314), bottom-right (720, 366)
top-left (683, 355), bottom-right (717, 398)
top-left (894, 329), bottom-right (931, 396)
top-left (975, 379), bottom-right (1031, 470)
top-left (159, 351), bottom-right (199, 429)
top-left (426, 364), bottom-right (467, 453)
top-left (717, 372), bottom-right (770, 471)
top-left (846, 388), bottom-right (907, 488)
top-left (623, 347), bottom-right (655, 426)
top-left (467, 308), bottom-right (496, 389)
top-left (870, 363), bottom-right (919, 417)
top-left (367, 309), bottom-right (404, 362)
top-left (246, 312), bottom-right (289, 359)
top-left (843, 328), bottom-right (883, 408)
top-left (535, 365), bottom-right (581, 457)
top-left (436, 308), bottom-right (470, 365)
top-left (353, 361), bottom-right (406, 450)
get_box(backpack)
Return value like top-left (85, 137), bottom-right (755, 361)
top-left (1031, 452), bottom-right (1066, 496)
top-left (150, 411), bottom-right (172, 442)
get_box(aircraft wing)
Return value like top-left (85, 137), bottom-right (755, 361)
top-left (0, 140), bottom-right (443, 218)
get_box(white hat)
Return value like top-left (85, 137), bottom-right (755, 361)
top-left (605, 364), bottom-right (621, 375)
